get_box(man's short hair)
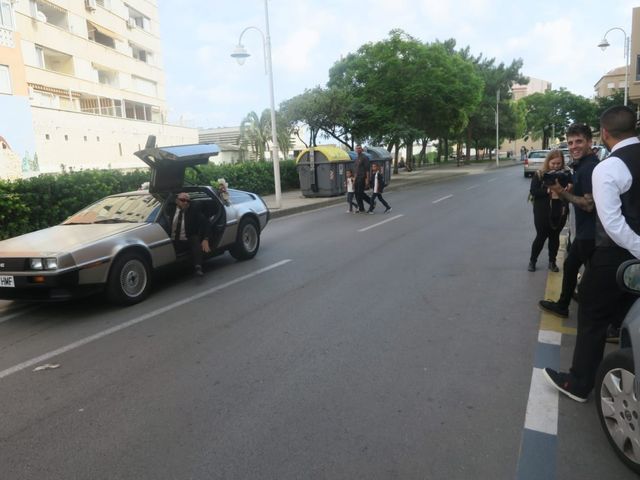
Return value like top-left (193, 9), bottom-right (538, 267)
top-left (566, 123), bottom-right (593, 141)
top-left (600, 105), bottom-right (637, 138)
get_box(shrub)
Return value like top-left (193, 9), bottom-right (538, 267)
top-left (0, 161), bottom-right (300, 239)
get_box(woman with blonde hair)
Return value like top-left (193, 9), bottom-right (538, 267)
top-left (528, 149), bottom-right (570, 272)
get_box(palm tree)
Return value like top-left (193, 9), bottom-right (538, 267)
top-left (240, 110), bottom-right (270, 161)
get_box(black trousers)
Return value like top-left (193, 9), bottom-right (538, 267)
top-left (354, 178), bottom-right (371, 212)
top-left (370, 192), bottom-right (390, 210)
top-left (570, 247), bottom-right (635, 393)
top-left (173, 235), bottom-right (204, 268)
top-left (557, 238), bottom-right (595, 307)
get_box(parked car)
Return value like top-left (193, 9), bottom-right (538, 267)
top-left (523, 149), bottom-right (549, 177)
top-left (595, 259), bottom-right (640, 474)
top-left (592, 145), bottom-right (609, 161)
top-left (0, 139), bottom-right (269, 306)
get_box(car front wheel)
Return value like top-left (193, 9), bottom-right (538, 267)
top-left (595, 348), bottom-right (640, 474)
top-left (229, 218), bottom-right (260, 260)
top-left (106, 252), bottom-right (151, 306)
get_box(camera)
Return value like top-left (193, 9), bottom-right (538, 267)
top-left (542, 170), bottom-right (571, 187)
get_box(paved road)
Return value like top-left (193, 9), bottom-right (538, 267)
top-left (0, 168), bottom-right (635, 479)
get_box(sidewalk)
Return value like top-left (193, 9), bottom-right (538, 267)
top-left (264, 159), bottom-right (520, 219)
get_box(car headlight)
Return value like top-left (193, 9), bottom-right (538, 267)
top-left (44, 258), bottom-right (58, 270)
top-left (29, 258), bottom-right (58, 270)
top-left (30, 258), bottom-right (43, 270)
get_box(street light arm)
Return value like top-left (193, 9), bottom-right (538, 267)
top-left (599, 26), bottom-right (629, 107)
top-left (235, 26), bottom-right (268, 74)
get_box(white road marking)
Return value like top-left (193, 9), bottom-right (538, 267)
top-left (0, 306), bottom-right (39, 325)
top-left (432, 195), bottom-right (453, 204)
top-left (0, 259), bottom-right (292, 380)
top-left (358, 214), bottom-right (404, 232)
top-left (538, 330), bottom-right (562, 346)
top-left (464, 185), bottom-right (479, 191)
top-left (524, 368), bottom-right (559, 435)
top-left (487, 177), bottom-right (497, 183)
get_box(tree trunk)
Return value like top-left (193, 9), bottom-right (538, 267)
top-left (418, 139), bottom-right (427, 167)
top-left (405, 140), bottom-right (414, 172)
top-left (443, 138), bottom-right (449, 163)
top-left (393, 142), bottom-right (399, 175)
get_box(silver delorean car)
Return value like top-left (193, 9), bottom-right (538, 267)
top-left (0, 138), bottom-right (269, 305)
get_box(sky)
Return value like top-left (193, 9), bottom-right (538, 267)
top-left (157, 0), bottom-right (637, 130)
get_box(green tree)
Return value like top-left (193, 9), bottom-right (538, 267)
top-left (521, 89), bottom-right (597, 148)
top-left (239, 110), bottom-right (271, 161)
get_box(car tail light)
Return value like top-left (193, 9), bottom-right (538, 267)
top-left (524, 159), bottom-right (529, 166)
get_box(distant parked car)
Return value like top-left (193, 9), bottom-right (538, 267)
top-left (592, 145), bottom-right (609, 161)
top-left (0, 139), bottom-right (269, 306)
top-left (595, 259), bottom-right (640, 474)
top-left (523, 149), bottom-right (549, 177)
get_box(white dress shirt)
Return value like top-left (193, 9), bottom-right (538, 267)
top-left (172, 207), bottom-right (187, 241)
top-left (592, 136), bottom-right (640, 258)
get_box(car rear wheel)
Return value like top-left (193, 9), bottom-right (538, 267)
top-left (595, 348), bottom-right (640, 474)
top-left (229, 218), bottom-right (260, 260)
top-left (106, 252), bottom-right (151, 306)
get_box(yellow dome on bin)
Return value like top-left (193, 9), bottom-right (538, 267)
top-left (296, 145), bottom-right (351, 163)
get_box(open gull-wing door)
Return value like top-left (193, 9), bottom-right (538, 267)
top-left (134, 136), bottom-right (220, 193)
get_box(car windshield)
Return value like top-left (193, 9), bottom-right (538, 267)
top-left (62, 194), bottom-right (161, 225)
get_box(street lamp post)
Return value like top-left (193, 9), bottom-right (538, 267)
top-left (231, 0), bottom-right (281, 208)
top-left (598, 27), bottom-right (630, 107)
top-left (495, 89), bottom-right (500, 168)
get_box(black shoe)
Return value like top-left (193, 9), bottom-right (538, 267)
top-left (606, 325), bottom-right (621, 344)
top-left (548, 261), bottom-right (559, 272)
top-left (542, 368), bottom-right (588, 403)
top-left (194, 266), bottom-right (204, 277)
top-left (539, 300), bottom-right (569, 318)
top-left (528, 261), bottom-right (536, 272)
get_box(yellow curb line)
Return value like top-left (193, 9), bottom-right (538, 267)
top-left (539, 236), bottom-right (577, 336)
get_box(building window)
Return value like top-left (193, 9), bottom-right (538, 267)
top-left (0, 0), bottom-right (14, 29)
top-left (0, 64), bottom-right (11, 94)
top-left (636, 55), bottom-right (640, 81)
top-left (125, 4), bottom-right (150, 31)
top-left (93, 64), bottom-right (119, 87)
top-left (96, 136), bottom-right (100, 141)
top-left (35, 44), bottom-right (74, 74)
top-left (607, 82), bottom-right (615, 89)
top-left (87, 22), bottom-right (116, 49)
top-left (64, 134), bottom-right (68, 141)
top-left (130, 42), bottom-right (153, 64)
top-left (45, 134), bottom-right (50, 140)
top-left (31, 0), bottom-right (69, 30)
top-left (131, 75), bottom-right (157, 97)
top-left (84, 135), bottom-right (87, 141)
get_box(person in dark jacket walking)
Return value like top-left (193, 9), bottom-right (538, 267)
top-left (353, 144), bottom-right (372, 213)
top-left (528, 149), bottom-right (569, 272)
top-left (368, 163), bottom-right (391, 214)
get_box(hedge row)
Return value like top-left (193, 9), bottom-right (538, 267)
top-left (0, 160), bottom-right (300, 240)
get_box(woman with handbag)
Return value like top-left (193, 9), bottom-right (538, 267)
top-left (528, 149), bottom-right (570, 272)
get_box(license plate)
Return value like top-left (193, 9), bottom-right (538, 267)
top-left (0, 275), bottom-right (15, 287)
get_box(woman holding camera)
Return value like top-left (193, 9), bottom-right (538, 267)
top-left (528, 149), bottom-right (570, 272)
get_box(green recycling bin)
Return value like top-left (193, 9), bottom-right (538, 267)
top-left (296, 146), bottom-right (354, 198)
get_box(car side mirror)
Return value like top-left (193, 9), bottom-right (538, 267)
top-left (617, 260), bottom-right (640, 294)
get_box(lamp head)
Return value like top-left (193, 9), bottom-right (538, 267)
top-left (598, 38), bottom-right (610, 51)
top-left (231, 44), bottom-right (250, 65)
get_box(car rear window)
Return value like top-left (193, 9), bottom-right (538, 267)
top-left (529, 152), bottom-right (547, 159)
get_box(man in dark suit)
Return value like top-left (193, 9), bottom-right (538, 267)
top-left (167, 192), bottom-right (210, 276)
top-left (354, 144), bottom-right (372, 213)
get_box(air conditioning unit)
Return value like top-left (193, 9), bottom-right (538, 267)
top-left (126, 18), bottom-right (136, 29)
top-left (85, 0), bottom-right (97, 11)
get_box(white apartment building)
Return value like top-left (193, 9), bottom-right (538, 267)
top-left (0, 0), bottom-right (197, 179)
